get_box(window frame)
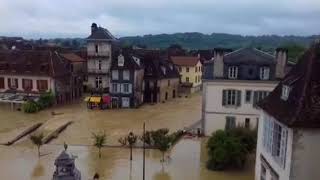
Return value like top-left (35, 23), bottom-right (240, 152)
top-left (123, 70), bottom-right (130, 80)
top-left (228, 66), bottom-right (238, 79)
top-left (245, 90), bottom-right (252, 103)
top-left (281, 85), bottom-right (291, 101)
top-left (112, 70), bottom-right (119, 80)
top-left (260, 66), bottom-right (270, 80)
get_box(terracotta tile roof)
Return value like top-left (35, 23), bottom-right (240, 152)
top-left (258, 42), bottom-right (320, 128)
top-left (60, 53), bottom-right (85, 63)
top-left (171, 56), bottom-right (201, 66)
top-left (0, 50), bottom-right (71, 78)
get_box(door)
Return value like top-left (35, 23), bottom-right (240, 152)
top-left (122, 97), bottom-right (130, 108)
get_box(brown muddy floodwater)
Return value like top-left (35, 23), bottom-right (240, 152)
top-left (0, 94), bottom-right (254, 180)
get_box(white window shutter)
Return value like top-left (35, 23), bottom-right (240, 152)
top-left (129, 84), bottom-right (132, 93)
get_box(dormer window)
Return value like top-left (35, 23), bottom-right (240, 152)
top-left (118, 54), bottom-right (124, 67)
top-left (228, 66), bottom-right (238, 79)
top-left (281, 85), bottom-right (291, 101)
top-left (260, 66), bottom-right (270, 80)
top-left (95, 44), bottom-right (99, 53)
top-left (161, 66), bottom-right (166, 75)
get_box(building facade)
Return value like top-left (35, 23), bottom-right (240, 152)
top-left (143, 53), bottom-right (180, 103)
top-left (202, 48), bottom-right (288, 135)
top-left (0, 50), bottom-right (83, 104)
top-left (171, 56), bottom-right (202, 94)
top-left (86, 23), bottom-right (117, 93)
top-left (255, 43), bottom-right (320, 180)
top-left (110, 52), bottom-right (144, 108)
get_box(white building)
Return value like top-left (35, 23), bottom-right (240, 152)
top-left (255, 43), bottom-right (320, 180)
top-left (86, 23), bottom-right (117, 93)
top-left (201, 48), bottom-right (289, 135)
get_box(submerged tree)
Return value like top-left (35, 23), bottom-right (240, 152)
top-left (154, 133), bottom-right (171, 163)
top-left (127, 132), bottom-right (138, 161)
top-left (30, 133), bottom-right (44, 157)
top-left (92, 132), bottom-right (106, 158)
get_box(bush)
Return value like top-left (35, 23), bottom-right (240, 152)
top-left (23, 101), bottom-right (40, 113)
top-left (206, 129), bottom-right (250, 171)
top-left (37, 91), bottom-right (55, 109)
top-left (227, 126), bottom-right (257, 153)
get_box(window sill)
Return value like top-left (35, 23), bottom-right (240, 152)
top-left (223, 105), bottom-right (240, 109)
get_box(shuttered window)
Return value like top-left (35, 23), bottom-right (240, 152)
top-left (122, 83), bottom-right (132, 94)
top-left (37, 80), bottom-right (48, 91)
top-left (253, 91), bottom-right (270, 106)
top-left (222, 89), bottom-right (241, 107)
top-left (22, 79), bottom-right (33, 90)
top-left (8, 78), bottom-right (18, 89)
top-left (0, 77), bottom-right (4, 89)
top-left (225, 116), bottom-right (236, 130)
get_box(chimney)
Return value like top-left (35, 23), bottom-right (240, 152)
top-left (275, 48), bottom-right (288, 79)
top-left (213, 48), bottom-right (225, 78)
top-left (91, 23), bottom-right (98, 34)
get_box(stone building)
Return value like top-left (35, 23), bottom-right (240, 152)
top-left (110, 50), bottom-right (144, 108)
top-left (142, 52), bottom-right (180, 103)
top-left (255, 43), bottom-right (320, 180)
top-left (171, 56), bottom-right (202, 94)
top-left (53, 150), bottom-right (81, 180)
top-left (0, 50), bottom-right (84, 104)
top-left (202, 48), bottom-right (290, 135)
top-left (86, 23), bottom-right (117, 93)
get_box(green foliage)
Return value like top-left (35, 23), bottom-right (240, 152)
top-left (206, 128), bottom-right (256, 171)
top-left (154, 133), bottom-right (171, 162)
top-left (30, 133), bottom-right (44, 157)
top-left (38, 91), bottom-right (55, 109)
top-left (23, 100), bottom-right (40, 113)
top-left (280, 43), bottom-right (306, 62)
top-left (92, 132), bottom-right (106, 158)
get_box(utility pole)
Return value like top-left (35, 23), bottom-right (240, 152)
top-left (143, 122), bottom-right (146, 180)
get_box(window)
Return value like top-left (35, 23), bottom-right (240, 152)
top-left (195, 67), bottom-right (197, 72)
top-left (186, 77), bottom-right (189, 82)
top-left (168, 80), bottom-right (170, 86)
top-left (122, 83), bottom-right (132, 94)
top-left (225, 116), bottom-right (236, 130)
top-left (195, 76), bottom-right (197, 83)
top-left (95, 44), bottom-right (98, 53)
top-left (123, 70), bottom-right (130, 80)
top-left (112, 70), bottom-right (119, 80)
top-left (245, 118), bottom-right (250, 128)
top-left (95, 77), bottom-right (102, 88)
top-left (263, 116), bottom-right (288, 168)
top-left (22, 79), bottom-right (33, 90)
top-left (253, 91), bottom-right (270, 106)
top-left (179, 67), bottom-right (182, 72)
top-left (112, 83), bottom-right (118, 93)
top-left (118, 54), bottom-right (124, 66)
top-left (122, 97), bottom-right (130, 108)
top-left (245, 90), bottom-right (252, 103)
top-left (37, 80), bottom-right (48, 91)
top-left (0, 77), bottom-right (4, 89)
top-left (186, 67), bottom-right (189, 72)
top-left (228, 66), bottom-right (238, 79)
top-left (281, 85), bottom-right (291, 101)
top-left (260, 67), bottom-right (270, 80)
top-left (222, 90), bottom-right (241, 106)
top-left (8, 78), bottom-right (18, 89)
top-left (98, 60), bottom-right (102, 70)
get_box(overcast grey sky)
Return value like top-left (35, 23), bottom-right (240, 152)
top-left (0, 0), bottom-right (319, 38)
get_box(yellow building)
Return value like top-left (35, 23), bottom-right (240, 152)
top-left (171, 56), bottom-right (202, 94)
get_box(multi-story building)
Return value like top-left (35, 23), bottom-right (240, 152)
top-left (201, 48), bottom-right (289, 135)
top-left (255, 43), bottom-right (320, 180)
top-left (142, 52), bottom-right (180, 103)
top-left (0, 50), bottom-right (84, 104)
top-left (110, 51), bottom-right (144, 108)
top-left (171, 56), bottom-right (202, 94)
top-left (86, 23), bottom-right (117, 93)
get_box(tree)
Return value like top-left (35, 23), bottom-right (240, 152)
top-left (154, 133), bottom-right (171, 163)
top-left (127, 132), bottom-right (138, 161)
top-left (30, 133), bottom-right (44, 157)
top-left (92, 132), bottom-right (106, 158)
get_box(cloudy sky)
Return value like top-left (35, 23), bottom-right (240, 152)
top-left (0, 0), bottom-right (319, 38)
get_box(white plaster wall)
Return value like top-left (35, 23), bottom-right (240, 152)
top-left (290, 129), bottom-right (320, 180)
top-left (87, 42), bottom-right (111, 57)
top-left (0, 75), bottom-right (55, 93)
top-left (87, 58), bottom-right (110, 73)
top-left (255, 111), bottom-right (293, 180)
top-left (203, 80), bottom-right (278, 135)
top-left (204, 113), bottom-right (259, 135)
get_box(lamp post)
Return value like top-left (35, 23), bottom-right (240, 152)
top-left (143, 122), bottom-right (146, 180)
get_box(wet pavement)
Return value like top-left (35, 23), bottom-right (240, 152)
top-left (0, 94), bottom-right (254, 180)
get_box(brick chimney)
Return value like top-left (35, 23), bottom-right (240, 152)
top-left (275, 48), bottom-right (288, 79)
top-left (213, 48), bottom-right (225, 78)
top-left (91, 23), bottom-right (98, 34)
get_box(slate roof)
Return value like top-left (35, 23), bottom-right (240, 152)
top-left (171, 56), bottom-right (200, 66)
top-left (110, 51), bottom-right (143, 70)
top-left (223, 48), bottom-right (276, 65)
top-left (258, 42), bottom-right (320, 128)
top-left (0, 50), bottom-right (71, 77)
top-left (87, 25), bottom-right (116, 40)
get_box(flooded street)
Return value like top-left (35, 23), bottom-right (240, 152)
top-left (0, 94), bottom-right (254, 180)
